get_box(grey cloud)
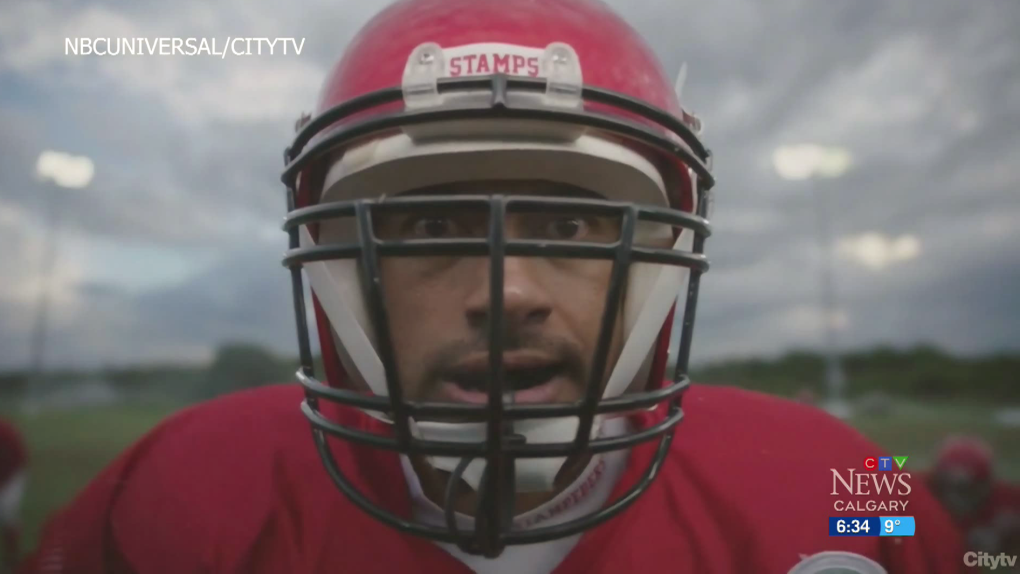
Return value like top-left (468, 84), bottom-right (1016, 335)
top-left (625, 0), bottom-right (1020, 363)
top-left (0, 99), bottom-right (288, 247)
top-left (0, 240), bottom-right (296, 370)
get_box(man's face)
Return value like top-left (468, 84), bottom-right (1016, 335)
top-left (372, 181), bottom-right (629, 408)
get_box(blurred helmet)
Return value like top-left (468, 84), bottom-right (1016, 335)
top-left (934, 436), bottom-right (993, 482)
top-left (280, 0), bottom-right (714, 556)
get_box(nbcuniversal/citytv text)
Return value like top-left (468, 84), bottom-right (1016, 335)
top-left (831, 456), bottom-right (913, 513)
top-left (65, 37), bottom-right (305, 58)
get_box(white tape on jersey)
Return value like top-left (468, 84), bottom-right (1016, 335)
top-left (0, 470), bottom-right (27, 526)
top-left (787, 551), bottom-right (887, 574)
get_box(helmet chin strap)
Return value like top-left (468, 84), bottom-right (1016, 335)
top-left (410, 416), bottom-right (595, 493)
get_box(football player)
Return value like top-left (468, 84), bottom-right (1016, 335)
top-left (22, 0), bottom-right (966, 572)
top-left (929, 436), bottom-right (1020, 555)
top-left (0, 419), bottom-right (27, 574)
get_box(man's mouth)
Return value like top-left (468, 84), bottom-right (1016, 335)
top-left (438, 352), bottom-right (570, 404)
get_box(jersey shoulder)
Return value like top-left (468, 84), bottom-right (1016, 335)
top-left (664, 384), bottom-right (895, 509)
top-left (109, 385), bottom-right (327, 560)
top-left (25, 385), bottom-right (443, 573)
top-left (128, 383), bottom-right (312, 458)
top-left (654, 385), bottom-right (966, 573)
top-left (111, 383), bottom-right (318, 493)
top-left (24, 385), bottom-right (353, 574)
top-left (679, 383), bottom-right (880, 465)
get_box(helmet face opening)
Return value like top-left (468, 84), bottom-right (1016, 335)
top-left (281, 69), bottom-right (713, 557)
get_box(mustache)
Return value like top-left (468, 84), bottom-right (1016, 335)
top-left (416, 330), bottom-right (587, 399)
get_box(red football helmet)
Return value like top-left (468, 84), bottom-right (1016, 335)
top-left (935, 436), bottom-right (994, 482)
top-left (280, 0), bottom-right (714, 556)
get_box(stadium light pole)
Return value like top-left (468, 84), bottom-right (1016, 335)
top-left (812, 176), bottom-right (850, 419)
top-left (772, 144), bottom-right (852, 419)
top-left (25, 151), bottom-right (95, 411)
top-left (28, 182), bottom-right (61, 379)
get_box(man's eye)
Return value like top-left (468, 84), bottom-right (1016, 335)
top-left (545, 216), bottom-right (589, 240)
top-left (408, 216), bottom-right (456, 238)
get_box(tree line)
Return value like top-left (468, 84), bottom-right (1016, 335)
top-left (692, 345), bottom-right (1017, 403)
top-left (0, 343), bottom-right (1016, 405)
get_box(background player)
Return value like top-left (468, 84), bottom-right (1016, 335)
top-left (929, 436), bottom-right (1020, 556)
top-left (0, 419), bottom-right (27, 574)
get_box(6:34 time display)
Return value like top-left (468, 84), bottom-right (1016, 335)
top-left (835, 518), bottom-right (870, 534)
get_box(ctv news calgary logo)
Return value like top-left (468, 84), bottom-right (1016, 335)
top-left (831, 456), bottom-right (912, 512)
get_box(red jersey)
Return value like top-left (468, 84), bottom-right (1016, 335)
top-left (21, 384), bottom-right (967, 573)
top-left (1, 417), bottom-right (28, 570)
top-left (972, 483), bottom-right (1020, 554)
top-left (955, 481), bottom-right (1020, 554)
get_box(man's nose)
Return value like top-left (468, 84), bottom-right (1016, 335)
top-left (464, 255), bottom-right (553, 332)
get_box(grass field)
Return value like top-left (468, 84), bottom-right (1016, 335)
top-left (851, 400), bottom-right (1020, 481)
top-left (2, 396), bottom-right (1018, 561)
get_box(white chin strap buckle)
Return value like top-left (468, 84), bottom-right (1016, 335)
top-left (412, 416), bottom-right (600, 494)
top-left (428, 454), bottom-right (569, 494)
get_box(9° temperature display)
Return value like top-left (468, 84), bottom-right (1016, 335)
top-left (829, 516), bottom-right (916, 536)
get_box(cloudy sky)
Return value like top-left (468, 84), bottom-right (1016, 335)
top-left (0, 0), bottom-right (1017, 371)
